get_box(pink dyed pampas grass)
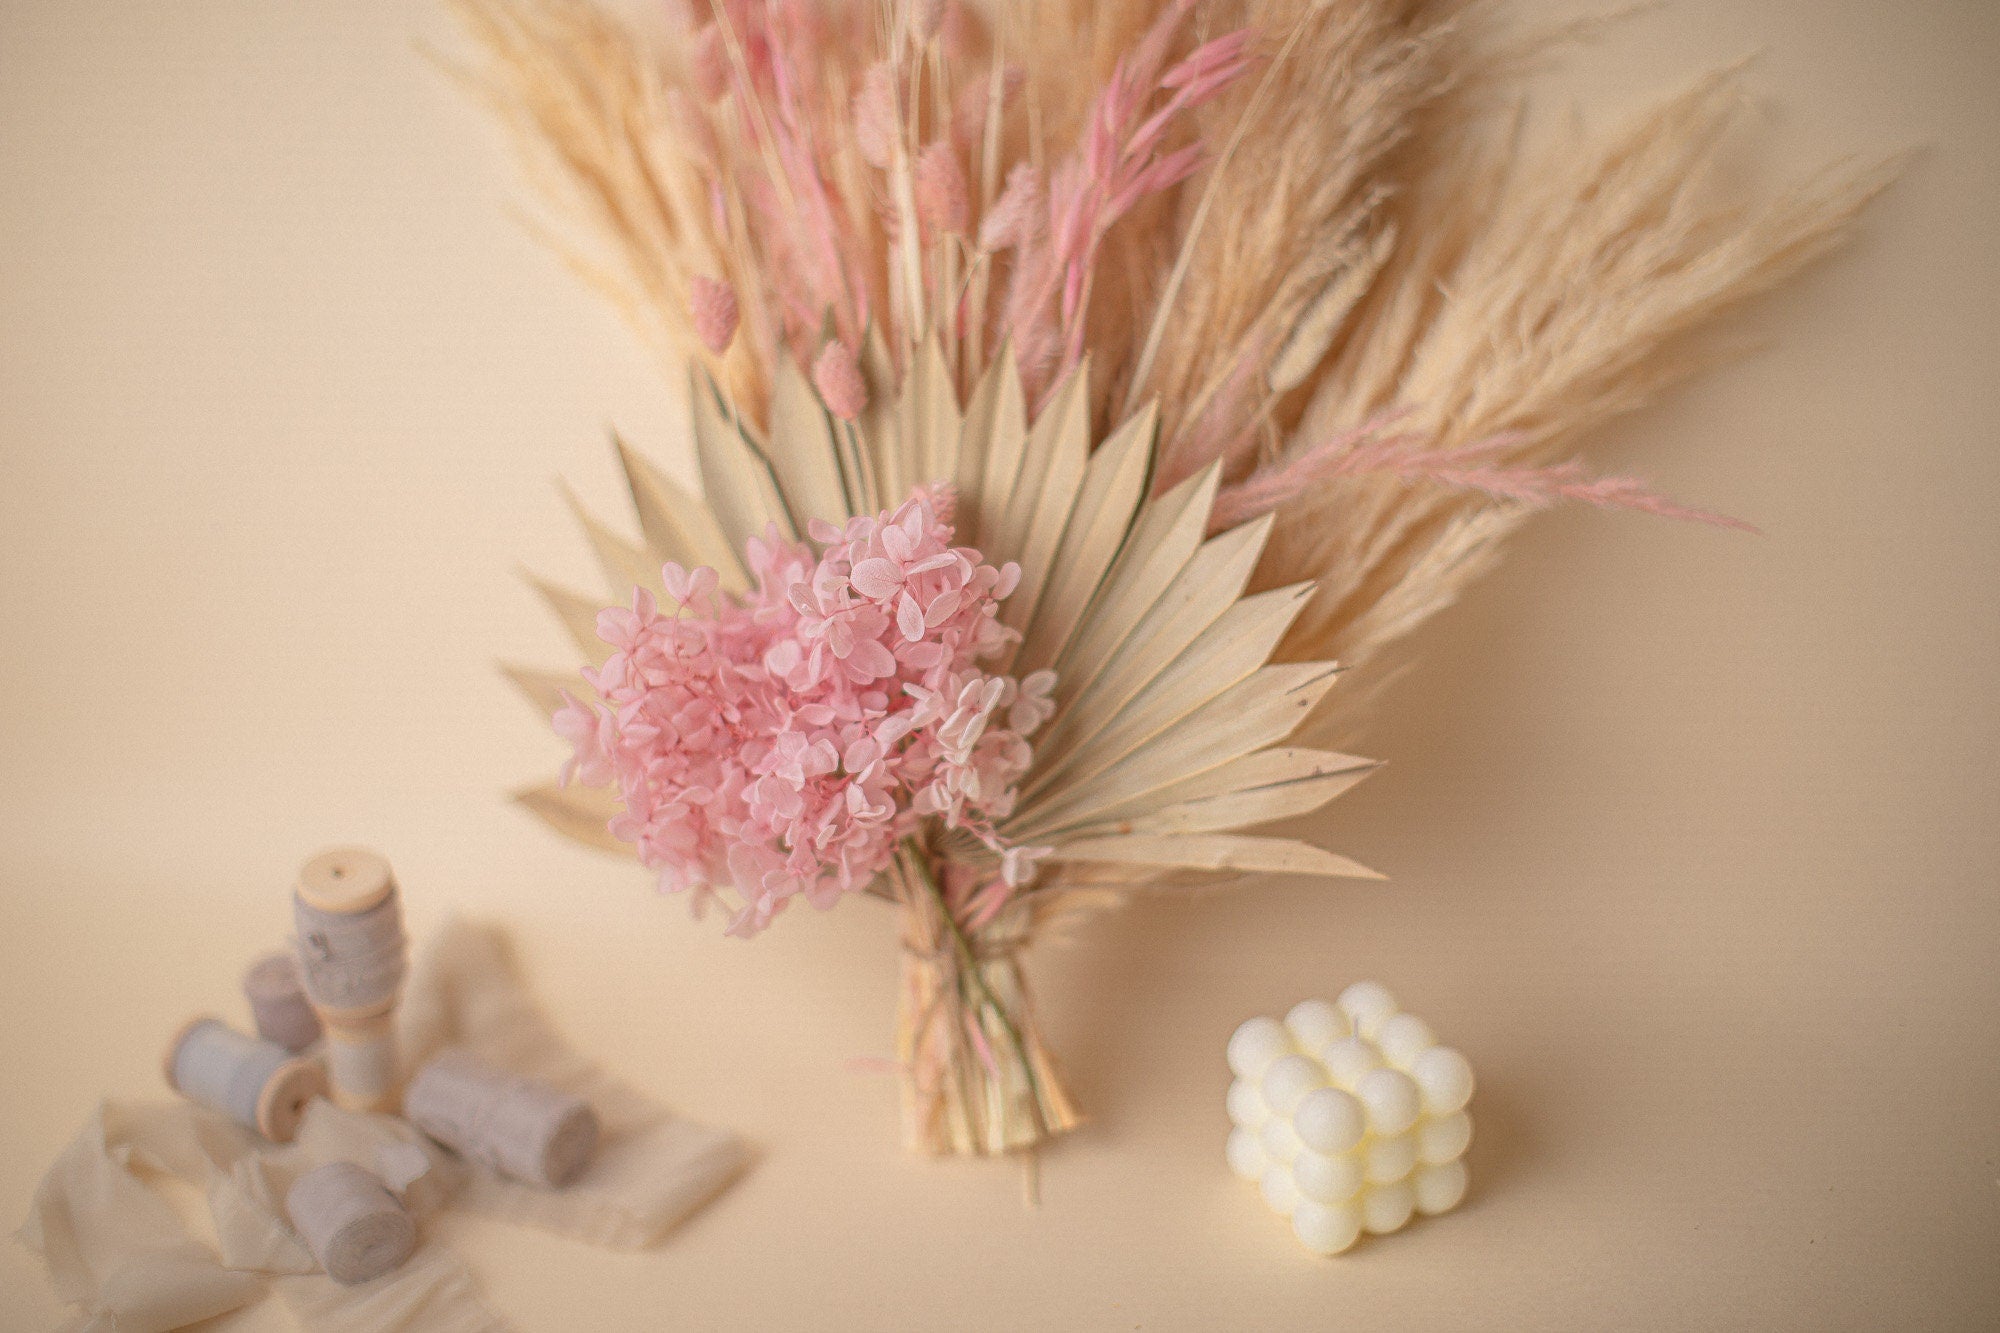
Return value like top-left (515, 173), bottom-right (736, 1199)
top-left (810, 338), bottom-right (868, 421)
top-left (1206, 418), bottom-right (1760, 535)
top-left (468, 0), bottom-right (1889, 1158)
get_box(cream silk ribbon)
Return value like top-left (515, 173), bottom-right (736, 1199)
top-left (19, 920), bottom-right (749, 1332)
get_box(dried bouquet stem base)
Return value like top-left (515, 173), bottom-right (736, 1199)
top-left (891, 848), bottom-right (1079, 1157)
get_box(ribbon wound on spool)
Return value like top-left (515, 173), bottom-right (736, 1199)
top-left (292, 893), bottom-right (407, 1014)
top-left (403, 1050), bottom-right (600, 1189)
top-left (284, 1160), bottom-right (416, 1287)
top-left (243, 952), bottom-right (322, 1051)
top-left (164, 1018), bottom-right (325, 1143)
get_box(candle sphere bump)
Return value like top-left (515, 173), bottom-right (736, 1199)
top-left (1223, 983), bottom-right (1473, 1256)
top-left (1259, 1165), bottom-right (1302, 1218)
top-left (1374, 1013), bottom-right (1436, 1070)
top-left (1259, 1116), bottom-right (1304, 1167)
top-left (1417, 1111), bottom-right (1473, 1166)
top-left (1411, 1046), bottom-right (1475, 1116)
top-left (1292, 1149), bottom-right (1364, 1205)
top-left (1414, 1159), bottom-right (1470, 1216)
top-left (1364, 1133), bottom-right (1419, 1185)
top-left (1335, 982), bottom-right (1397, 1039)
top-left (1283, 998), bottom-right (1348, 1052)
top-left (1226, 1126), bottom-right (1268, 1182)
top-left (1226, 1016), bottom-right (1293, 1082)
top-left (1294, 1087), bottom-right (1365, 1156)
top-left (1319, 1036), bottom-right (1383, 1090)
top-left (1260, 1053), bottom-right (1327, 1117)
top-left (1356, 1067), bottom-right (1422, 1137)
top-left (1292, 1199), bottom-right (1364, 1256)
top-left (1360, 1179), bottom-right (1416, 1235)
top-left (1225, 1079), bottom-right (1270, 1129)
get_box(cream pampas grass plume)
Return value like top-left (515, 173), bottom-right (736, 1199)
top-left (466, 0), bottom-right (1888, 1158)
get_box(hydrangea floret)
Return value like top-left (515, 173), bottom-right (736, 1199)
top-left (556, 487), bottom-right (1054, 937)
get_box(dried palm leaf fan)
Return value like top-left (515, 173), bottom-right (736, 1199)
top-left (463, 0), bottom-right (1887, 1156)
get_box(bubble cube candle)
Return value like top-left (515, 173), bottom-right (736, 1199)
top-left (1226, 983), bottom-right (1473, 1255)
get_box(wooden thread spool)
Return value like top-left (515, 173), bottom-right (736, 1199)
top-left (403, 1050), bottom-right (600, 1189)
top-left (292, 847), bottom-right (407, 1113)
top-left (321, 1015), bottom-right (398, 1113)
top-left (243, 951), bottom-right (322, 1051)
top-left (284, 1160), bottom-right (415, 1286)
top-left (163, 1016), bottom-right (325, 1143)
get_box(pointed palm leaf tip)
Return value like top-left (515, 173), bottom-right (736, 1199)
top-left (518, 338), bottom-right (1379, 890)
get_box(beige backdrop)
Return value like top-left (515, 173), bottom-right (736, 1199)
top-left (2, 1), bottom-right (1996, 1329)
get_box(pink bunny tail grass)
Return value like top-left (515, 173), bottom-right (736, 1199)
top-left (978, 162), bottom-right (1040, 253)
top-left (689, 23), bottom-right (729, 103)
top-left (1212, 423), bottom-right (1759, 535)
top-left (853, 60), bottom-right (897, 171)
top-left (812, 339), bottom-right (868, 419)
top-left (914, 141), bottom-right (969, 236)
top-left (690, 275), bottom-right (740, 354)
top-left (911, 0), bottom-right (947, 42)
top-left (994, 3), bottom-right (1258, 403)
top-left (705, 3), bottom-right (876, 363)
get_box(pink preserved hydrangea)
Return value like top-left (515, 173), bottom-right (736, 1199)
top-left (555, 487), bottom-right (1054, 937)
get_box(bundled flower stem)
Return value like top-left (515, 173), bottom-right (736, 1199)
top-left (476, 0), bottom-right (1888, 1157)
top-left (890, 841), bottom-right (1078, 1156)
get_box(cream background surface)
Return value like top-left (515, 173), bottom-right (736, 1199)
top-left (2, 2), bottom-right (1995, 1328)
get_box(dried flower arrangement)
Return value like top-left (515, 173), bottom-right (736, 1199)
top-left (466, 0), bottom-right (1886, 1157)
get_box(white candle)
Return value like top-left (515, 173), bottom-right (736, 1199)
top-left (1225, 982), bottom-right (1474, 1256)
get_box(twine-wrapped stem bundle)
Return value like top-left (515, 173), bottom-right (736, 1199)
top-left (890, 845), bottom-right (1077, 1157)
